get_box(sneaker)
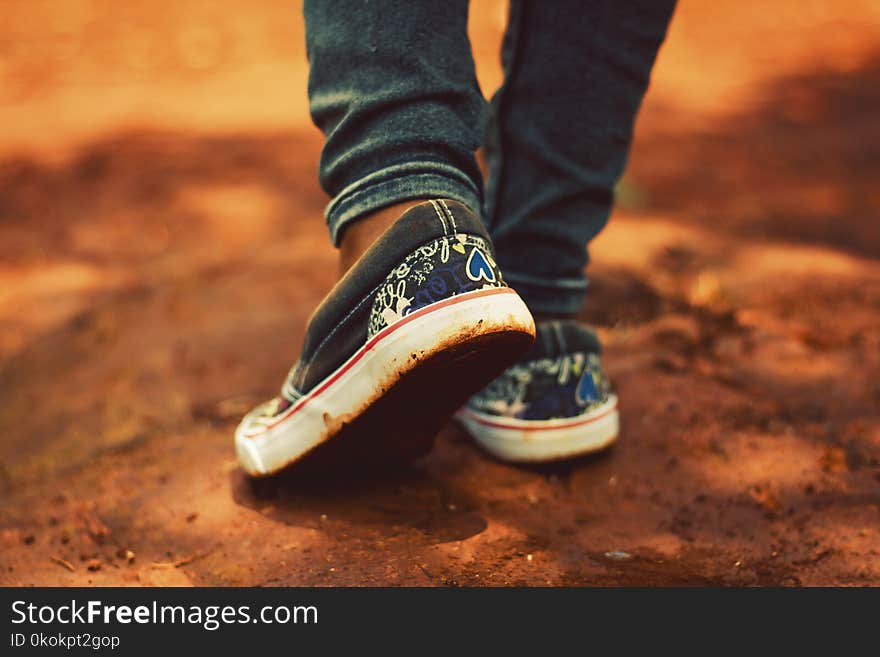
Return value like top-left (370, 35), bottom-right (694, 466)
top-left (235, 199), bottom-right (536, 476)
top-left (456, 320), bottom-right (618, 462)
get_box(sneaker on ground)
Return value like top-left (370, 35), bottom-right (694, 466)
top-left (457, 320), bottom-right (618, 463)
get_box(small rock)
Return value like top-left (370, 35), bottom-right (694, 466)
top-left (604, 550), bottom-right (632, 561)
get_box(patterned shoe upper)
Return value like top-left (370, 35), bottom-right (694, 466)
top-left (249, 199), bottom-right (508, 423)
top-left (466, 321), bottom-right (612, 421)
top-left (368, 231), bottom-right (502, 337)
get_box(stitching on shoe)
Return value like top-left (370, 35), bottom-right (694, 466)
top-left (439, 199), bottom-right (457, 234)
top-left (296, 281), bottom-right (383, 389)
top-left (429, 199), bottom-right (449, 236)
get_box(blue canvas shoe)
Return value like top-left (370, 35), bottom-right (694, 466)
top-left (235, 200), bottom-right (535, 476)
top-left (457, 320), bottom-right (618, 462)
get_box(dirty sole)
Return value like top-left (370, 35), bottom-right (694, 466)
top-left (235, 287), bottom-right (535, 476)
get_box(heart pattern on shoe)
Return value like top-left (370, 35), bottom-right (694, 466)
top-left (466, 247), bottom-right (497, 283)
top-left (576, 368), bottom-right (599, 406)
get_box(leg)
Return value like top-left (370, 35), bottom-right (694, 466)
top-left (304, 0), bottom-right (486, 249)
top-left (484, 0), bottom-right (677, 316)
top-left (458, 0), bottom-right (676, 462)
top-left (236, 2), bottom-right (539, 475)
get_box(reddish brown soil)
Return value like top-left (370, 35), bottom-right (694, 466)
top-left (1, 1), bottom-right (879, 586)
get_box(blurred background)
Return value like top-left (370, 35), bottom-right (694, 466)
top-left (1, 1), bottom-right (878, 586)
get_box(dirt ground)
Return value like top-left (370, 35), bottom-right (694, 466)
top-left (1, 1), bottom-right (879, 586)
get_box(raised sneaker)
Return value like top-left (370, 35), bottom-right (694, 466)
top-left (235, 199), bottom-right (536, 476)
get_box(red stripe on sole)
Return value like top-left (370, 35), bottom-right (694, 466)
top-left (459, 399), bottom-right (618, 432)
top-left (245, 287), bottom-right (520, 436)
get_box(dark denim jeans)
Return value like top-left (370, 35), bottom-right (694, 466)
top-left (304, 0), bottom-right (676, 315)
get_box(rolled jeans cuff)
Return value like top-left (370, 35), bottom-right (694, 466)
top-left (326, 161), bottom-right (482, 246)
top-left (502, 271), bottom-right (588, 316)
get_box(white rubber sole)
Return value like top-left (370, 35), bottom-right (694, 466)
top-left (456, 394), bottom-right (619, 463)
top-left (235, 287), bottom-right (535, 476)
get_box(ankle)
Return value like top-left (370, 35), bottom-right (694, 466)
top-left (338, 200), bottom-right (424, 276)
